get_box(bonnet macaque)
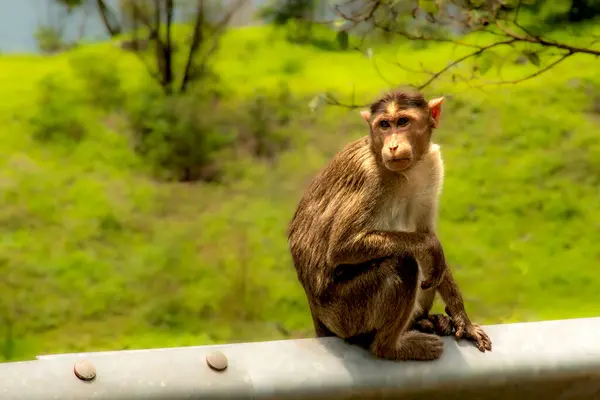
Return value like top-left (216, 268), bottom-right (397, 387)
top-left (287, 89), bottom-right (491, 360)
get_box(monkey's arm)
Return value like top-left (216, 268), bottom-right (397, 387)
top-left (328, 230), bottom-right (433, 266)
top-left (409, 195), bottom-right (447, 289)
top-left (410, 179), bottom-right (492, 352)
top-left (437, 267), bottom-right (492, 351)
top-left (327, 226), bottom-right (445, 293)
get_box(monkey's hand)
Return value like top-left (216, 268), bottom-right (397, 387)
top-left (449, 311), bottom-right (492, 352)
top-left (418, 234), bottom-right (447, 290)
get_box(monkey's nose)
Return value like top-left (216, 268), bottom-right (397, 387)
top-left (388, 144), bottom-right (399, 152)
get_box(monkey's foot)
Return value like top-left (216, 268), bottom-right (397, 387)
top-left (452, 317), bottom-right (492, 352)
top-left (371, 331), bottom-right (444, 361)
top-left (413, 314), bottom-right (454, 336)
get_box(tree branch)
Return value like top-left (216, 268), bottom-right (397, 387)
top-left (496, 22), bottom-right (600, 56)
top-left (95, 0), bottom-right (122, 37)
top-left (181, 0), bottom-right (248, 92)
top-left (326, 0), bottom-right (600, 104)
top-left (416, 39), bottom-right (517, 90)
top-left (180, 0), bottom-right (205, 93)
top-left (480, 51), bottom-right (574, 86)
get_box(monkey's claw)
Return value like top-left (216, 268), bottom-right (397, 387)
top-left (455, 322), bottom-right (492, 352)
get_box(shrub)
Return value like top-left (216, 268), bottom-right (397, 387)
top-left (68, 52), bottom-right (126, 112)
top-left (126, 78), bottom-right (304, 182)
top-left (29, 74), bottom-right (86, 143)
top-left (240, 83), bottom-right (297, 160)
top-left (34, 25), bottom-right (65, 54)
top-left (127, 82), bottom-right (235, 182)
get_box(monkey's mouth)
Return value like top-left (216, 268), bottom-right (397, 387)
top-left (386, 157), bottom-right (412, 171)
top-left (389, 157), bottom-right (412, 166)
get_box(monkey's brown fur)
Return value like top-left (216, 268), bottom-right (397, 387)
top-left (287, 88), bottom-right (492, 361)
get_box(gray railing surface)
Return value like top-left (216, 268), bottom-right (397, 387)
top-left (1, 317), bottom-right (600, 399)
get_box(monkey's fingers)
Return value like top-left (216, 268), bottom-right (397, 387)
top-left (464, 325), bottom-right (493, 353)
top-left (474, 330), bottom-right (493, 352)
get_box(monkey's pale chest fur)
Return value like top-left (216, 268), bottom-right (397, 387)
top-left (371, 143), bottom-right (443, 233)
top-left (371, 143), bottom-right (444, 320)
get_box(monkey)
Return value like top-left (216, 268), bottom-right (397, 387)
top-left (287, 88), bottom-right (492, 361)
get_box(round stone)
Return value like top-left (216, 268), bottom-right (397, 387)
top-left (73, 360), bottom-right (96, 381)
top-left (206, 351), bottom-right (228, 371)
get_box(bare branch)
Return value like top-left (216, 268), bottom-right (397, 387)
top-left (120, 0), bottom-right (167, 90)
top-left (496, 22), bottom-right (600, 56)
top-left (416, 39), bottom-right (517, 90)
top-left (180, 0), bottom-right (205, 93)
top-left (95, 0), bottom-right (122, 36)
top-left (336, 2), bottom-right (484, 49)
top-left (511, 0), bottom-right (536, 39)
top-left (163, 0), bottom-right (174, 93)
top-left (323, 93), bottom-right (369, 109)
top-left (182, 0), bottom-right (248, 90)
top-left (326, 0), bottom-right (600, 101)
top-left (480, 51), bottom-right (574, 86)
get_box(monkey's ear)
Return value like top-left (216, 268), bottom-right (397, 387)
top-left (360, 110), bottom-right (371, 123)
top-left (428, 97), bottom-right (444, 128)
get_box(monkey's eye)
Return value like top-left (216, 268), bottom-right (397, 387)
top-left (397, 117), bottom-right (410, 127)
top-left (379, 120), bottom-right (390, 128)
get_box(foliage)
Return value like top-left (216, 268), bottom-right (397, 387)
top-left (126, 77), bottom-right (303, 181)
top-left (330, 0), bottom-right (600, 94)
top-left (68, 51), bottom-right (126, 112)
top-left (258, 0), bottom-right (317, 42)
top-left (1, 24), bottom-right (600, 363)
top-left (241, 83), bottom-right (297, 160)
top-left (545, 0), bottom-right (600, 23)
top-left (126, 80), bottom-right (235, 182)
top-left (34, 25), bottom-right (66, 54)
top-left (83, 0), bottom-right (246, 94)
top-left (28, 74), bottom-right (86, 143)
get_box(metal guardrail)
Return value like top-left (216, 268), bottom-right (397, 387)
top-left (1, 317), bottom-right (600, 399)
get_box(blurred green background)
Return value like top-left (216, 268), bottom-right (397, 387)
top-left (0, 0), bottom-right (599, 362)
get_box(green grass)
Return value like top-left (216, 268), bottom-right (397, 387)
top-left (1, 24), bottom-right (600, 362)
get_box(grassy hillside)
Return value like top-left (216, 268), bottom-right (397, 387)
top-left (1, 24), bottom-right (599, 362)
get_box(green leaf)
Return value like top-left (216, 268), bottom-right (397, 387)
top-left (336, 31), bottom-right (349, 50)
top-left (478, 52), bottom-right (495, 75)
top-left (523, 51), bottom-right (541, 67)
top-left (308, 94), bottom-right (325, 112)
top-left (332, 19), bottom-right (346, 29)
top-left (495, 53), bottom-right (511, 76)
top-left (474, 50), bottom-right (497, 76)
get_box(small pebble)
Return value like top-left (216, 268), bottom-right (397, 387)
top-left (73, 360), bottom-right (96, 381)
top-left (206, 351), bottom-right (228, 371)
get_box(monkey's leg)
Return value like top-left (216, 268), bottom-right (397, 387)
top-left (311, 281), bottom-right (377, 348)
top-left (437, 268), bottom-right (492, 352)
top-left (310, 310), bottom-right (336, 338)
top-left (314, 255), bottom-right (444, 361)
top-left (367, 256), bottom-right (444, 361)
top-left (411, 290), bottom-right (436, 334)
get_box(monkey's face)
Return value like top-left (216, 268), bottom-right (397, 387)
top-left (360, 92), bottom-right (444, 173)
top-left (368, 107), bottom-right (432, 172)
